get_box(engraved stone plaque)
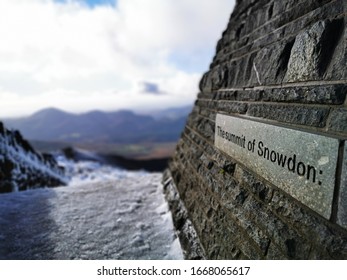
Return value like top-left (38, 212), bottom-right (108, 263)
top-left (215, 114), bottom-right (340, 219)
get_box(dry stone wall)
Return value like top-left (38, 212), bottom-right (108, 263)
top-left (164, 0), bottom-right (347, 259)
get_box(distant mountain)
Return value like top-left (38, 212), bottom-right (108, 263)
top-left (146, 105), bottom-right (193, 120)
top-left (2, 107), bottom-right (190, 144)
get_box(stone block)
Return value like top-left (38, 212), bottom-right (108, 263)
top-left (216, 101), bottom-right (248, 114)
top-left (328, 108), bottom-right (347, 134)
top-left (247, 104), bottom-right (329, 127)
top-left (284, 21), bottom-right (326, 82)
top-left (253, 39), bottom-right (294, 85)
top-left (337, 142), bottom-right (347, 228)
top-left (324, 16), bottom-right (347, 81)
top-left (284, 18), bottom-right (345, 82)
top-left (262, 85), bottom-right (346, 104)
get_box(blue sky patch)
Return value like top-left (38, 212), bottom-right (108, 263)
top-left (54, 0), bottom-right (117, 8)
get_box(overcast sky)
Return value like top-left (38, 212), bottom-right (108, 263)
top-left (0, 0), bottom-right (235, 118)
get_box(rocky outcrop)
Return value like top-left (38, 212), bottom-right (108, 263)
top-left (165, 0), bottom-right (347, 259)
top-left (0, 122), bottom-right (67, 193)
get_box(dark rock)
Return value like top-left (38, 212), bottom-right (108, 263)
top-left (0, 122), bottom-right (67, 193)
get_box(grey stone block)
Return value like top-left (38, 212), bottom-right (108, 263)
top-left (247, 103), bottom-right (329, 127)
top-left (253, 39), bottom-right (294, 85)
top-left (337, 142), bottom-right (347, 228)
top-left (262, 85), bottom-right (346, 104)
top-left (284, 18), bottom-right (345, 82)
top-left (329, 108), bottom-right (347, 134)
top-left (284, 21), bottom-right (327, 82)
top-left (216, 101), bottom-right (248, 114)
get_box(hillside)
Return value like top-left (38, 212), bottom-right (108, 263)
top-left (0, 122), bottom-right (67, 193)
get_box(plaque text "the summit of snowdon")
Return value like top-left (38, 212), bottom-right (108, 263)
top-left (215, 114), bottom-right (340, 219)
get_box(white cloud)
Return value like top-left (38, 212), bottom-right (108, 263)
top-left (0, 0), bottom-right (235, 117)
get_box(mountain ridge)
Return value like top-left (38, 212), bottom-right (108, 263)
top-left (2, 106), bottom-right (191, 144)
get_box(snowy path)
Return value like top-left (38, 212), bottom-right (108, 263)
top-left (0, 173), bottom-right (183, 260)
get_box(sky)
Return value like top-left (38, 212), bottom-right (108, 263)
top-left (0, 0), bottom-right (235, 118)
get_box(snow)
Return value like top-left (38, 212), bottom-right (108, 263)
top-left (0, 130), bottom-right (68, 190)
top-left (55, 154), bottom-right (144, 185)
top-left (0, 157), bottom-right (183, 260)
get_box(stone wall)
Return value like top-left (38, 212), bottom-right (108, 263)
top-left (164, 0), bottom-right (347, 259)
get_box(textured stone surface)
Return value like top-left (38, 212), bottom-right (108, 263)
top-left (247, 104), bottom-right (329, 127)
top-left (337, 143), bottom-right (347, 228)
top-left (216, 101), bottom-right (248, 114)
top-left (284, 21), bottom-right (327, 82)
top-left (323, 16), bottom-right (346, 80)
top-left (215, 114), bottom-right (339, 218)
top-left (262, 85), bottom-right (347, 104)
top-left (166, 0), bottom-right (347, 260)
top-left (162, 171), bottom-right (205, 259)
top-left (329, 108), bottom-right (347, 134)
top-left (253, 40), bottom-right (295, 85)
top-left (284, 18), bottom-right (345, 82)
top-left (169, 124), bottom-right (347, 259)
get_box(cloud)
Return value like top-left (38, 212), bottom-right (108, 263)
top-left (0, 0), bottom-right (235, 117)
top-left (139, 82), bottom-right (163, 95)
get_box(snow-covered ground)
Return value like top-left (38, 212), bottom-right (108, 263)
top-left (56, 153), bottom-right (142, 185)
top-left (0, 157), bottom-right (183, 259)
